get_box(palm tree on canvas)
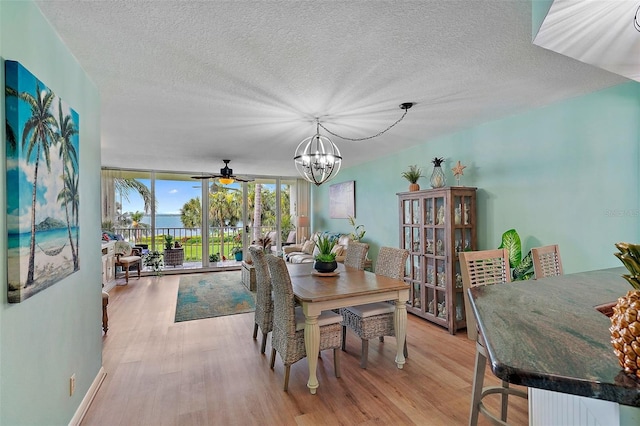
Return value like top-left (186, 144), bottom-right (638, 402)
top-left (19, 82), bottom-right (57, 285)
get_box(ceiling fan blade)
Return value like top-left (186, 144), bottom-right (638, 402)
top-left (234, 177), bottom-right (254, 182)
top-left (191, 174), bottom-right (221, 180)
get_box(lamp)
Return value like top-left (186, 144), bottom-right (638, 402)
top-left (218, 177), bottom-right (234, 185)
top-left (293, 120), bottom-right (342, 186)
top-left (293, 103), bottom-right (413, 185)
top-left (296, 215), bottom-right (310, 243)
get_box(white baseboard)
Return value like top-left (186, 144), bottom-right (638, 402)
top-left (69, 366), bottom-right (106, 426)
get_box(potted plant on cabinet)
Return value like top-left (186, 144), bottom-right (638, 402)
top-left (402, 165), bottom-right (424, 191)
top-left (314, 234), bottom-right (338, 273)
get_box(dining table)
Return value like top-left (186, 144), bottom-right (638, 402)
top-left (287, 262), bottom-right (410, 394)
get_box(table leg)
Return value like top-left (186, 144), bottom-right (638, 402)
top-left (394, 299), bottom-right (407, 369)
top-left (304, 314), bottom-right (320, 394)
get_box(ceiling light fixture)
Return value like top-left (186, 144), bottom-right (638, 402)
top-left (635, 5), bottom-right (640, 32)
top-left (293, 102), bottom-right (414, 186)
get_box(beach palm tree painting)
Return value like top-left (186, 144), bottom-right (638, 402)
top-left (5, 60), bottom-right (80, 303)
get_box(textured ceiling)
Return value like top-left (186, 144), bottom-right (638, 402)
top-left (535, 0), bottom-right (640, 82)
top-left (35, 0), bottom-right (627, 179)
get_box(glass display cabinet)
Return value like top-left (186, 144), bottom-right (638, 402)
top-left (398, 187), bottom-right (477, 334)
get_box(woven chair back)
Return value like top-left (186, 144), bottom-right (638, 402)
top-left (265, 254), bottom-right (298, 342)
top-left (375, 247), bottom-right (409, 280)
top-left (459, 248), bottom-right (510, 341)
top-left (344, 241), bottom-right (370, 270)
top-left (249, 247), bottom-right (274, 334)
top-left (531, 244), bottom-right (563, 279)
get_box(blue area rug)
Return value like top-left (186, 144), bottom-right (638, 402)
top-left (175, 272), bottom-right (255, 322)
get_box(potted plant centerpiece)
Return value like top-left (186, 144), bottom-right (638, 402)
top-left (402, 165), bottom-right (424, 191)
top-left (314, 234), bottom-right (338, 273)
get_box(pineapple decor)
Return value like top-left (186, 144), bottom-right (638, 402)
top-left (611, 242), bottom-right (640, 378)
top-left (430, 157), bottom-right (446, 188)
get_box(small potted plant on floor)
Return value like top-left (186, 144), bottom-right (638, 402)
top-left (231, 246), bottom-right (243, 261)
top-left (314, 234), bottom-right (338, 273)
top-left (143, 250), bottom-right (164, 275)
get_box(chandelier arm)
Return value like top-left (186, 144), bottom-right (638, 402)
top-left (317, 107), bottom-right (409, 142)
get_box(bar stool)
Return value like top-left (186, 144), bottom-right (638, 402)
top-left (460, 249), bottom-right (528, 426)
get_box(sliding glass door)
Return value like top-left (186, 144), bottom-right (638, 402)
top-left (101, 168), bottom-right (307, 272)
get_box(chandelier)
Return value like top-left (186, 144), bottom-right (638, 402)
top-left (635, 4), bottom-right (640, 32)
top-left (293, 102), bottom-right (413, 186)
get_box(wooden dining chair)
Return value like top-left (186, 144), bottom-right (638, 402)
top-left (343, 241), bottom-right (369, 270)
top-left (249, 246), bottom-right (273, 354)
top-left (460, 249), bottom-right (527, 426)
top-left (265, 255), bottom-right (343, 391)
top-left (341, 247), bottom-right (409, 368)
top-left (531, 244), bottom-right (563, 279)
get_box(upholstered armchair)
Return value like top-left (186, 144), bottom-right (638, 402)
top-left (114, 241), bottom-right (142, 284)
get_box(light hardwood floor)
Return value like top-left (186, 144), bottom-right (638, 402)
top-left (86, 273), bottom-right (528, 425)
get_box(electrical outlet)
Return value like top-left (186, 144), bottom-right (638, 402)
top-left (70, 374), bottom-right (76, 396)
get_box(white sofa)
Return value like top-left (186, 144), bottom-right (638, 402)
top-left (284, 232), bottom-right (351, 264)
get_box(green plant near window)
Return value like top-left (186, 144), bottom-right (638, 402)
top-left (499, 229), bottom-right (533, 280)
top-left (164, 235), bottom-right (174, 250)
top-left (143, 250), bottom-right (164, 275)
top-left (314, 234), bottom-right (337, 262)
top-left (230, 246), bottom-right (242, 256)
top-left (210, 253), bottom-right (220, 262)
top-left (347, 216), bottom-right (366, 241)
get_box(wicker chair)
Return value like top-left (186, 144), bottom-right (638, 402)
top-left (249, 247), bottom-right (273, 354)
top-left (265, 254), bottom-right (343, 391)
top-left (114, 241), bottom-right (142, 284)
top-left (460, 249), bottom-right (528, 426)
top-left (343, 241), bottom-right (369, 270)
top-left (531, 244), bottom-right (563, 279)
top-left (341, 246), bottom-right (409, 368)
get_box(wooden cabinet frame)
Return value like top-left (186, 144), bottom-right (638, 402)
top-left (398, 187), bottom-right (477, 334)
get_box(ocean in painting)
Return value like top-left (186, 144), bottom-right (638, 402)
top-left (8, 227), bottom-right (77, 253)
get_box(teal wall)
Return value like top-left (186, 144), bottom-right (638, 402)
top-left (1, 2), bottom-right (103, 425)
top-left (313, 83), bottom-right (640, 274)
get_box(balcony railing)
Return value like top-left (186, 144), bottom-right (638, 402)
top-left (113, 225), bottom-right (278, 263)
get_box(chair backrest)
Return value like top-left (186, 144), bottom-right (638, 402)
top-left (344, 241), bottom-right (370, 270)
top-left (114, 241), bottom-right (132, 256)
top-left (459, 248), bottom-right (510, 341)
top-left (375, 247), bottom-right (409, 280)
top-left (531, 244), bottom-right (563, 279)
top-left (285, 231), bottom-right (296, 244)
top-left (249, 246), bottom-right (273, 333)
top-left (265, 255), bottom-right (297, 341)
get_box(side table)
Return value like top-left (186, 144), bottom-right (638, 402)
top-left (241, 261), bottom-right (256, 291)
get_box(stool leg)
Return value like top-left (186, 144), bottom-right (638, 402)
top-left (469, 344), bottom-right (486, 426)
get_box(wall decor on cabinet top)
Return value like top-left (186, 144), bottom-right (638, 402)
top-left (5, 60), bottom-right (80, 303)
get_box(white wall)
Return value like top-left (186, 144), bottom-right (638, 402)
top-left (1, 2), bottom-right (103, 424)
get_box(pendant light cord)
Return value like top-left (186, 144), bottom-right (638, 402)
top-left (317, 103), bottom-right (412, 142)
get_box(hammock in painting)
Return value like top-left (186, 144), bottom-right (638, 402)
top-left (36, 241), bottom-right (67, 256)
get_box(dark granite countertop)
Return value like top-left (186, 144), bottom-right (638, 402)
top-left (468, 267), bottom-right (640, 407)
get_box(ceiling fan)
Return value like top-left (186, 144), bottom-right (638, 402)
top-left (191, 160), bottom-right (254, 184)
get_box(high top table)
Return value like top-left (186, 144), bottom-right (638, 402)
top-left (287, 262), bottom-right (409, 394)
top-left (468, 267), bottom-right (640, 424)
